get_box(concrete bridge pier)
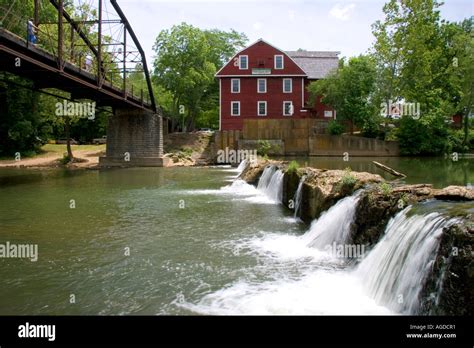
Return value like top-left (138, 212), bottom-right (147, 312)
top-left (99, 108), bottom-right (170, 167)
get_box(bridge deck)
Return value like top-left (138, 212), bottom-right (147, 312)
top-left (0, 28), bottom-right (153, 112)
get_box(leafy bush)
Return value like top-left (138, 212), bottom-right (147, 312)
top-left (447, 129), bottom-right (473, 153)
top-left (361, 117), bottom-right (380, 138)
top-left (327, 120), bottom-right (345, 135)
top-left (257, 140), bottom-right (273, 157)
top-left (379, 182), bottom-right (392, 197)
top-left (341, 167), bottom-right (357, 188)
top-left (287, 160), bottom-right (300, 175)
top-left (396, 116), bottom-right (448, 155)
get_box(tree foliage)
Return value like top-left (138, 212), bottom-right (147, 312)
top-left (153, 23), bottom-right (247, 131)
top-left (308, 55), bottom-right (378, 135)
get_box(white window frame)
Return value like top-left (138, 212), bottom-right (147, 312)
top-left (231, 101), bottom-right (240, 116)
top-left (324, 110), bottom-right (333, 118)
top-left (274, 55), bottom-right (284, 70)
top-left (283, 78), bottom-right (292, 93)
top-left (257, 78), bottom-right (267, 93)
top-left (231, 78), bottom-right (240, 93)
top-left (283, 101), bottom-right (293, 116)
top-left (239, 55), bottom-right (248, 70)
top-left (257, 101), bottom-right (267, 116)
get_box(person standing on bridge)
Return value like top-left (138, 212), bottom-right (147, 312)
top-left (27, 19), bottom-right (37, 45)
top-left (85, 54), bottom-right (93, 72)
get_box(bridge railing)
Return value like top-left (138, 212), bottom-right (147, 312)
top-left (0, 0), bottom-right (154, 110)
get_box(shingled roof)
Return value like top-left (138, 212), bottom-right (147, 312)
top-left (286, 50), bottom-right (340, 79)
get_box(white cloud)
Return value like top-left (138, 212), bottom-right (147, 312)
top-left (329, 3), bottom-right (356, 21)
top-left (253, 22), bottom-right (263, 31)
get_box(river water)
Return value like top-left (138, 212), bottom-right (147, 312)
top-left (0, 157), bottom-right (470, 315)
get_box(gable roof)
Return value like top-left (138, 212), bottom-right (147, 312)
top-left (215, 38), bottom-right (306, 77)
top-left (286, 50), bottom-right (340, 79)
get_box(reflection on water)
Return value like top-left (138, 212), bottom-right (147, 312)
top-left (282, 156), bottom-right (473, 188)
top-left (0, 156), bottom-right (471, 315)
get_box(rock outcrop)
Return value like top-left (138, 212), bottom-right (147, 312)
top-left (238, 159), bottom-right (474, 315)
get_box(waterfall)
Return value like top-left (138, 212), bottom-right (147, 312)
top-left (236, 160), bottom-right (248, 175)
top-left (355, 207), bottom-right (456, 314)
top-left (293, 175), bottom-right (306, 219)
top-left (257, 166), bottom-right (284, 203)
top-left (257, 166), bottom-right (276, 190)
top-left (302, 191), bottom-right (361, 249)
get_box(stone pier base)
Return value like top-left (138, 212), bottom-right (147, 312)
top-left (99, 108), bottom-right (170, 167)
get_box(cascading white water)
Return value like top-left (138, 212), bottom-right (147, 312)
top-left (236, 160), bottom-right (248, 175)
top-left (257, 166), bottom-right (276, 190)
top-left (355, 207), bottom-right (455, 314)
top-left (293, 175), bottom-right (306, 219)
top-left (257, 166), bottom-right (284, 203)
top-left (302, 191), bottom-right (361, 249)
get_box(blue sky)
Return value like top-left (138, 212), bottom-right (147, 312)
top-left (115, 0), bottom-right (473, 64)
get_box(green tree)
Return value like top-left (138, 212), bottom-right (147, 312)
top-left (307, 55), bottom-right (378, 135)
top-left (153, 23), bottom-right (247, 131)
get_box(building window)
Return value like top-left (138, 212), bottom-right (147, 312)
top-left (231, 101), bottom-right (240, 116)
top-left (324, 110), bottom-right (333, 118)
top-left (231, 79), bottom-right (240, 93)
top-left (275, 55), bottom-right (284, 69)
top-left (283, 78), bottom-right (292, 93)
top-left (283, 101), bottom-right (294, 116)
top-left (257, 78), bottom-right (267, 93)
top-left (239, 55), bottom-right (248, 70)
top-left (257, 101), bottom-right (267, 116)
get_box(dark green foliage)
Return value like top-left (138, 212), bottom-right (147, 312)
top-left (327, 120), bottom-right (345, 135)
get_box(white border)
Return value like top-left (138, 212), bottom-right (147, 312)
top-left (283, 78), bottom-right (292, 93)
top-left (219, 79), bottom-right (222, 130)
top-left (283, 101), bottom-right (293, 116)
top-left (239, 55), bottom-right (248, 70)
top-left (257, 101), bottom-right (267, 116)
top-left (231, 78), bottom-right (240, 93)
top-left (274, 54), bottom-right (284, 69)
top-left (231, 101), bottom-right (240, 116)
top-left (257, 78), bottom-right (267, 93)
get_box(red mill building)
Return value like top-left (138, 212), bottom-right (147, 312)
top-left (216, 39), bottom-right (339, 131)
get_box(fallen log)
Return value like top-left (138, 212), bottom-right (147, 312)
top-left (372, 161), bottom-right (406, 178)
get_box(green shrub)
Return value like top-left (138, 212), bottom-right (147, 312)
top-left (257, 140), bottom-right (273, 157)
top-left (396, 115), bottom-right (448, 155)
top-left (327, 120), bottom-right (345, 135)
top-left (341, 167), bottom-right (357, 187)
top-left (379, 182), bottom-right (392, 197)
top-left (287, 160), bottom-right (300, 175)
top-left (59, 153), bottom-right (72, 164)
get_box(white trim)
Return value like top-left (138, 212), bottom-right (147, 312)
top-left (301, 78), bottom-right (304, 108)
top-left (239, 55), bottom-right (248, 70)
top-left (324, 110), bottom-right (333, 118)
top-left (257, 78), bottom-right (267, 93)
top-left (274, 54), bottom-right (284, 69)
top-left (283, 101), bottom-right (293, 116)
top-left (257, 101), bottom-right (267, 116)
top-left (231, 78), bottom-right (240, 93)
top-left (214, 38), bottom-right (307, 77)
top-left (283, 78), bottom-right (292, 93)
top-left (231, 101), bottom-right (240, 116)
top-left (219, 79), bottom-right (222, 130)
top-left (216, 74), bottom-right (306, 77)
